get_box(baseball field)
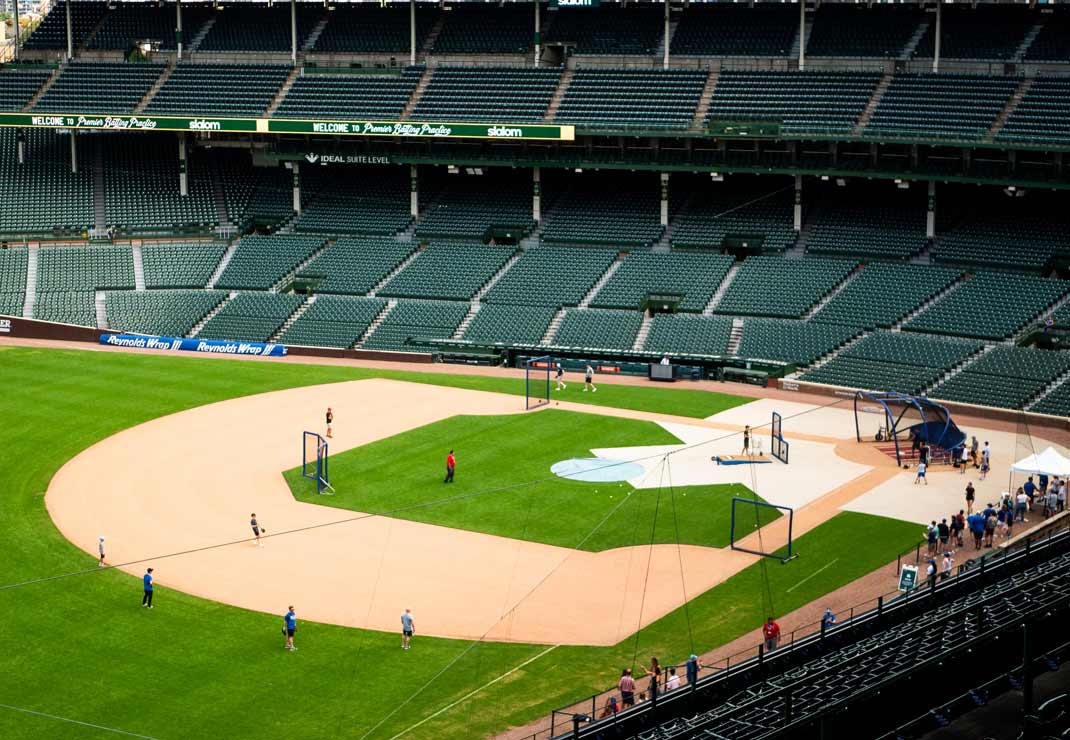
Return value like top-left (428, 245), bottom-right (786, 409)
top-left (1, 344), bottom-right (930, 740)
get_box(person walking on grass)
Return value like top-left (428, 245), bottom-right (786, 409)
top-left (965, 481), bottom-right (976, 514)
top-left (915, 461), bottom-right (928, 485)
top-left (325, 407), bottom-right (334, 439)
top-left (142, 568), bottom-right (154, 608)
top-left (444, 449), bottom-right (455, 483)
top-left (98, 536), bottom-right (106, 567)
top-left (583, 364), bottom-right (597, 393)
top-left (401, 608), bottom-right (415, 650)
top-left (284, 606), bottom-right (297, 651)
top-left (555, 363), bottom-right (566, 391)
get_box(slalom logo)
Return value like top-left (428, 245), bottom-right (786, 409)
top-left (488, 126), bottom-right (523, 138)
top-left (189, 119), bottom-right (222, 131)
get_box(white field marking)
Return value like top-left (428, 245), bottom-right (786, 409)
top-left (386, 644), bottom-right (560, 740)
top-left (0, 703), bottom-right (162, 739)
top-left (784, 558), bottom-right (840, 594)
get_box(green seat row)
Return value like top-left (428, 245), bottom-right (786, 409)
top-left (106, 289), bottom-right (226, 337)
top-left (278, 295), bottom-right (387, 349)
top-left (198, 292), bottom-right (303, 343)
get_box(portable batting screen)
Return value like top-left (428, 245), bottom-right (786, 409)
top-left (771, 411), bottom-right (790, 464)
top-left (730, 497), bottom-right (797, 562)
top-left (302, 431), bottom-right (333, 495)
top-left (525, 355), bottom-right (551, 410)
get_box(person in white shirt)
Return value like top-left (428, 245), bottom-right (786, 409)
top-left (665, 667), bottom-right (680, 691)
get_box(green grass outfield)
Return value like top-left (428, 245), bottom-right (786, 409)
top-left (0, 347), bottom-right (921, 740)
top-left (283, 410), bottom-right (780, 551)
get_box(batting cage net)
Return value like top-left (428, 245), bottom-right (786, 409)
top-left (302, 431), bottom-right (333, 495)
top-left (525, 355), bottom-right (551, 410)
top-left (729, 497), bottom-right (797, 562)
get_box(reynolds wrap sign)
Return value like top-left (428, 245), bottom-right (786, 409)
top-left (100, 333), bottom-right (287, 357)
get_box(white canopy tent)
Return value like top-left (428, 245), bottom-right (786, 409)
top-left (1011, 447), bottom-right (1070, 477)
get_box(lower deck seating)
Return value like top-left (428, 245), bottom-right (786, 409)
top-left (1032, 381), bottom-right (1070, 417)
top-left (671, 179), bottom-right (795, 252)
top-left (362, 299), bottom-right (469, 351)
top-left (278, 295), bottom-right (386, 349)
top-left (813, 263), bottom-right (962, 330)
top-left (106, 289), bottom-right (226, 337)
top-left (378, 243), bottom-right (516, 301)
top-left (215, 235), bottom-right (325, 291)
top-left (299, 237), bottom-right (415, 296)
top-left (141, 241), bottom-right (227, 289)
top-left (799, 331), bottom-right (983, 395)
top-left (197, 292), bottom-right (303, 342)
top-left (482, 246), bottom-right (617, 308)
top-left (461, 304), bottom-right (556, 346)
top-left (33, 291), bottom-right (96, 326)
top-left (736, 319), bottom-right (859, 365)
top-left (643, 314), bottom-right (733, 356)
top-left (36, 245), bottom-right (134, 292)
top-left (930, 345), bottom-right (1070, 410)
top-left (0, 247), bottom-right (28, 296)
top-left (715, 255), bottom-right (856, 318)
top-left (0, 291), bottom-right (23, 316)
top-left (590, 250), bottom-right (733, 313)
top-left (552, 308), bottom-right (642, 351)
top-left (904, 272), bottom-right (1070, 340)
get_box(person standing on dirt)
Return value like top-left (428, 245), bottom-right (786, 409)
top-left (762, 617), bottom-right (781, 652)
top-left (965, 481), bottom-right (976, 514)
top-left (742, 425), bottom-right (751, 455)
top-left (325, 407), bottom-right (334, 439)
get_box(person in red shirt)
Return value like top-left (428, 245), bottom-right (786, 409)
top-left (762, 617), bottom-right (781, 652)
top-left (444, 449), bottom-right (456, 483)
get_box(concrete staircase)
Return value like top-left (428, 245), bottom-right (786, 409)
top-left (401, 67), bottom-right (434, 120)
top-left (94, 290), bottom-right (108, 330)
top-left (475, 250), bottom-right (522, 300)
top-left (785, 220), bottom-right (812, 257)
top-left (544, 68), bottom-right (575, 122)
top-left (631, 312), bottom-right (654, 352)
top-left (1012, 290), bottom-right (1070, 345)
top-left (270, 294), bottom-right (316, 342)
top-left (726, 317), bottom-right (744, 356)
top-left (578, 255), bottom-right (625, 308)
top-left (271, 239), bottom-right (332, 293)
top-left (703, 262), bottom-right (741, 315)
top-left (452, 302), bottom-right (481, 340)
top-left (890, 273), bottom-right (969, 331)
top-left (652, 17), bottom-right (680, 64)
top-left (206, 241), bottom-right (238, 289)
top-left (796, 329), bottom-right (866, 374)
top-left (187, 16), bottom-right (215, 54)
top-left (132, 242), bottom-right (145, 291)
top-left (211, 162), bottom-right (230, 230)
top-left (369, 246), bottom-right (423, 297)
top-left (986, 77), bottom-right (1033, 143)
top-left (21, 244), bottom-right (38, 318)
top-left (134, 62), bottom-right (175, 113)
top-left (899, 20), bottom-right (929, 60)
top-left (419, 13), bottom-right (445, 61)
top-left (540, 306), bottom-right (569, 346)
top-left (789, 16), bottom-right (813, 61)
top-left (1027, 365), bottom-right (1070, 413)
top-left (805, 263), bottom-right (866, 320)
top-left (853, 71), bottom-right (893, 136)
top-left (266, 66), bottom-right (302, 117)
top-left (924, 343), bottom-right (992, 394)
top-left (92, 145), bottom-right (106, 235)
top-left (188, 291), bottom-right (236, 337)
top-left (79, 12), bottom-right (110, 51)
top-left (355, 299), bottom-right (397, 348)
top-left (301, 14), bottom-right (330, 52)
top-left (23, 62), bottom-right (64, 111)
top-left (1014, 20), bottom-right (1046, 62)
top-left (689, 70), bottom-right (718, 132)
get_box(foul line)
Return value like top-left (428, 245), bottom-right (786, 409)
top-left (385, 644), bottom-right (559, 740)
top-left (784, 558), bottom-right (840, 594)
top-left (0, 702), bottom-right (162, 739)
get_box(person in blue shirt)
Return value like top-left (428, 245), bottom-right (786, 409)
top-left (142, 568), bottom-right (154, 609)
top-left (967, 512), bottom-right (985, 550)
top-left (685, 654), bottom-right (700, 687)
top-left (284, 606), bottom-right (297, 651)
top-left (821, 608), bottom-right (836, 633)
top-left (1024, 477), bottom-right (1036, 502)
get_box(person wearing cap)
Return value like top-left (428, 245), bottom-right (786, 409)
top-left (762, 617), bottom-right (780, 652)
top-left (821, 608), bottom-right (836, 634)
top-left (686, 654), bottom-right (700, 686)
top-left (98, 536), bottom-right (106, 567)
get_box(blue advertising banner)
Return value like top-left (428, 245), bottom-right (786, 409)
top-left (100, 333), bottom-right (287, 357)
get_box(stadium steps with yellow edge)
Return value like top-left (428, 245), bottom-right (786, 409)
top-left (131, 242), bottom-right (145, 291)
top-left (269, 294), bottom-right (316, 343)
top-left (452, 302), bottom-right (481, 340)
top-left (853, 70), bottom-right (893, 136)
top-left (803, 262), bottom-right (866, 319)
top-left (266, 67), bottom-right (303, 118)
top-left (544, 68), bottom-right (574, 123)
top-left (22, 63), bottom-right (64, 112)
top-left (187, 290), bottom-right (237, 337)
top-left (401, 67), bottom-right (433, 120)
top-left (985, 77), bottom-right (1034, 143)
top-left (354, 298), bottom-right (397, 348)
top-left (689, 69), bottom-right (718, 133)
top-left (134, 61), bottom-right (175, 113)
